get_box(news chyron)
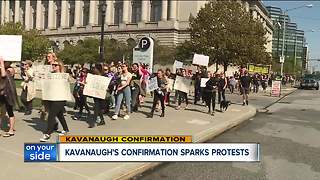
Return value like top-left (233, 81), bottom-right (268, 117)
top-left (24, 135), bottom-right (260, 162)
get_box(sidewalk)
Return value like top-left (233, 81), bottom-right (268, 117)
top-left (0, 96), bottom-right (256, 180)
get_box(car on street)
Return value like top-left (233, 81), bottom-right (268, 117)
top-left (300, 78), bottom-right (319, 90)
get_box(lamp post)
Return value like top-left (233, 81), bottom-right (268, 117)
top-left (99, 2), bottom-right (107, 63)
top-left (280, 4), bottom-right (313, 76)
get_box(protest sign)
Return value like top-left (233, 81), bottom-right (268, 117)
top-left (271, 80), bottom-right (281, 97)
top-left (0, 35), bottom-right (22, 61)
top-left (33, 65), bottom-right (52, 90)
top-left (147, 77), bottom-right (159, 92)
top-left (173, 60), bottom-right (183, 72)
top-left (83, 73), bottom-right (111, 99)
top-left (42, 73), bottom-right (73, 101)
top-left (167, 78), bottom-right (175, 91)
top-left (174, 76), bottom-right (191, 93)
top-left (192, 54), bottom-right (209, 67)
top-left (200, 78), bottom-right (209, 88)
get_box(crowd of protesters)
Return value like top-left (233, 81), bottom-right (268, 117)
top-left (0, 53), bottom-right (289, 141)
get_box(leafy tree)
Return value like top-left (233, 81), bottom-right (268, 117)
top-left (0, 22), bottom-right (50, 61)
top-left (185, 1), bottom-right (271, 71)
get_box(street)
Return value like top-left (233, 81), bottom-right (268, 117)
top-left (136, 89), bottom-right (320, 180)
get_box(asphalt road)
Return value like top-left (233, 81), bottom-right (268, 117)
top-left (135, 89), bottom-right (320, 180)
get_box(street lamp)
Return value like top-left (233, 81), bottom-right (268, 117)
top-left (99, 2), bottom-right (107, 63)
top-left (280, 4), bottom-right (313, 76)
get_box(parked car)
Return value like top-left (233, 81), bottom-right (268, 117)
top-left (300, 78), bottom-right (319, 90)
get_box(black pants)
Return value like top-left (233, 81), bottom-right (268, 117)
top-left (218, 89), bottom-right (225, 103)
top-left (151, 91), bottom-right (165, 114)
top-left (253, 83), bottom-right (259, 93)
top-left (131, 86), bottom-right (140, 111)
top-left (178, 91), bottom-right (188, 106)
top-left (194, 86), bottom-right (201, 104)
top-left (20, 89), bottom-right (32, 112)
top-left (205, 91), bottom-right (216, 113)
top-left (78, 92), bottom-right (90, 114)
top-left (93, 98), bottom-right (104, 122)
top-left (46, 101), bottom-right (68, 135)
top-left (0, 95), bottom-right (14, 117)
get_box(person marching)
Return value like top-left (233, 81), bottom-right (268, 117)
top-left (148, 69), bottom-right (168, 118)
top-left (239, 70), bottom-right (252, 106)
top-left (112, 63), bottom-right (132, 120)
top-left (88, 64), bottom-right (106, 128)
top-left (217, 73), bottom-right (228, 104)
top-left (175, 68), bottom-right (189, 110)
top-left (204, 72), bottom-right (219, 116)
top-left (73, 68), bottom-right (91, 120)
top-left (20, 60), bottom-right (35, 115)
top-left (130, 63), bottom-right (142, 112)
top-left (40, 60), bottom-right (69, 142)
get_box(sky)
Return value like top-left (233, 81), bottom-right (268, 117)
top-left (262, 0), bottom-right (320, 72)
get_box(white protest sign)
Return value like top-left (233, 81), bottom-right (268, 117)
top-left (271, 80), bottom-right (281, 97)
top-left (173, 60), bottom-right (183, 72)
top-left (0, 35), bottom-right (22, 61)
top-left (147, 77), bottom-right (158, 92)
top-left (83, 73), bottom-right (111, 99)
top-left (200, 78), bottom-right (209, 88)
top-left (192, 54), bottom-right (209, 67)
top-left (174, 76), bottom-right (191, 93)
top-left (167, 78), bottom-right (175, 91)
top-left (133, 37), bottom-right (154, 72)
top-left (33, 65), bottom-right (52, 90)
top-left (42, 73), bottom-right (73, 101)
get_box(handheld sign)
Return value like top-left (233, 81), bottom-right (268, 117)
top-left (271, 80), bottom-right (281, 97)
top-left (147, 77), bottom-right (159, 92)
top-left (192, 54), bottom-right (209, 67)
top-left (174, 76), bottom-right (191, 93)
top-left (83, 73), bottom-right (111, 99)
top-left (173, 60), bottom-right (183, 73)
top-left (0, 35), bottom-right (22, 61)
top-left (200, 78), bottom-right (209, 88)
top-left (42, 73), bottom-right (73, 101)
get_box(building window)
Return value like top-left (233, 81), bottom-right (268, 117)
top-left (9, 0), bottom-right (14, 22)
top-left (131, 0), bottom-right (141, 23)
top-left (114, 0), bottom-right (123, 25)
top-left (56, 0), bottom-right (61, 28)
top-left (83, 0), bottom-right (90, 26)
top-left (43, 1), bottom-right (49, 29)
top-left (31, 1), bottom-right (37, 29)
top-left (69, 1), bottom-right (75, 27)
top-left (150, 0), bottom-right (162, 22)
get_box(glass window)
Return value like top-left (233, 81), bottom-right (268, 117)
top-left (83, 1), bottom-right (90, 26)
top-left (150, 0), bottom-right (162, 22)
top-left (69, 1), bottom-right (75, 27)
top-left (131, 0), bottom-right (141, 23)
top-left (114, 1), bottom-right (123, 24)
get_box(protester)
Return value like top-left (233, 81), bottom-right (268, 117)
top-left (88, 64), bottom-right (106, 128)
top-left (73, 68), bottom-right (91, 120)
top-left (239, 70), bottom-right (251, 106)
top-left (218, 73), bottom-right (227, 104)
top-left (252, 74), bottom-right (259, 93)
top-left (176, 68), bottom-right (189, 110)
top-left (204, 72), bottom-right (218, 115)
top-left (40, 60), bottom-right (69, 142)
top-left (164, 68), bottom-right (174, 105)
top-left (148, 69), bottom-right (167, 118)
top-left (20, 60), bottom-right (35, 115)
top-left (130, 63), bottom-right (142, 112)
top-left (193, 67), bottom-right (202, 105)
top-left (228, 76), bottom-right (236, 94)
top-left (112, 63), bottom-right (132, 120)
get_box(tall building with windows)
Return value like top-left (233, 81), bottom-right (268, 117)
top-left (0, 0), bottom-right (272, 54)
top-left (266, 6), bottom-right (305, 72)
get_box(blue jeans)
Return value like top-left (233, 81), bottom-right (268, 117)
top-left (114, 86), bottom-right (131, 115)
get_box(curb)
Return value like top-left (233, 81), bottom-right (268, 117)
top-left (263, 88), bottom-right (297, 110)
top-left (113, 106), bottom-right (257, 180)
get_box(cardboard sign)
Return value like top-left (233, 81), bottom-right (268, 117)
top-left (200, 78), bottom-right (209, 88)
top-left (147, 77), bottom-right (159, 92)
top-left (83, 73), bottom-right (111, 99)
top-left (173, 60), bottom-right (183, 72)
top-left (42, 73), bottom-right (73, 101)
top-left (192, 54), bottom-right (209, 67)
top-left (0, 35), bottom-right (22, 61)
top-left (167, 78), bottom-right (175, 91)
top-left (33, 65), bottom-right (52, 90)
top-left (271, 80), bottom-right (281, 97)
top-left (174, 76), bottom-right (191, 93)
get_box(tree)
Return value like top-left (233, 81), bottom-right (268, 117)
top-left (0, 22), bottom-right (50, 61)
top-left (186, 1), bottom-right (271, 71)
